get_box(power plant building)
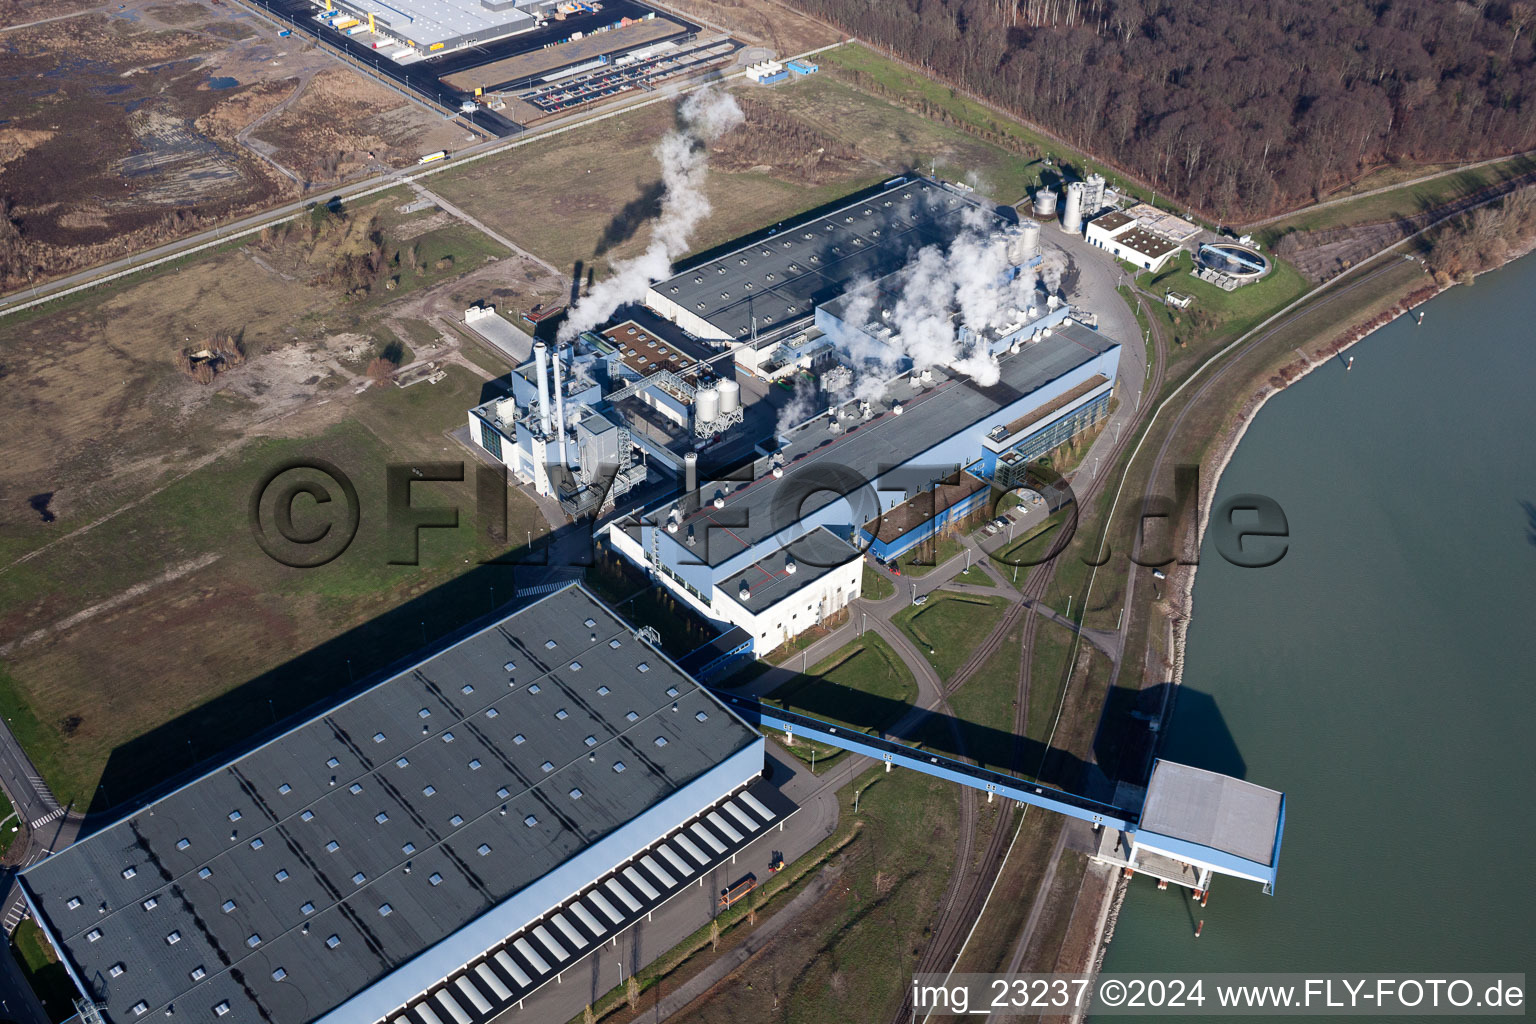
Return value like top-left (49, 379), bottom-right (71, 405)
top-left (642, 178), bottom-right (986, 344)
top-left (18, 585), bottom-right (786, 1024)
top-left (608, 319), bottom-right (1120, 655)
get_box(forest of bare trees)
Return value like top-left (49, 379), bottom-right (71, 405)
top-left (791, 0), bottom-right (1536, 220)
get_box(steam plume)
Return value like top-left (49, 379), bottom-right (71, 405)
top-left (559, 90), bottom-right (743, 341)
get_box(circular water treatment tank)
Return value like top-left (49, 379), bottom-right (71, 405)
top-left (1198, 242), bottom-right (1269, 278)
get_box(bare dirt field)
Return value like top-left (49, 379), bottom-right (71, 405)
top-left (651, 0), bottom-right (839, 56)
top-left (248, 66), bottom-right (467, 187)
top-left (0, 0), bottom-right (458, 292)
top-left (0, 190), bottom-right (565, 806)
top-left (430, 69), bottom-right (1037, 279)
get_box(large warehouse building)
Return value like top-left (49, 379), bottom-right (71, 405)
top-left (19, 586), bottom-right (786, 1024)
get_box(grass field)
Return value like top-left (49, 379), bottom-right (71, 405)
top-left (0, 783), bottom-right (15, 859)
top-left (952, 563), bottom-right (994, 587)
top-left (0, 363), bottom-right (546, 808)
top-left (861, 564), bottom-right (895, 601)
top-left (11, 917), bottom-right (76, 1020)
top-left (894, 590), bottom-right (1010, 684)
top-left (431, 59), bottom-right (1081, 276)
top-left (940, 617), bottom-right (1021, 771)
top-left (0, 180), bottom-right (565, 808)
top-left (765, 631), bottom-right (917, 736)
top-left (1257, 153), bottom-right (1536, 242)
top-left (894, 535), bottom-right (963, 577)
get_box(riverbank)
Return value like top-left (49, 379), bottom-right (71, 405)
top-left (1064, 238), bottom-right (1535, 1006)
top-left (1171, 239), bottom-right (1536, 690)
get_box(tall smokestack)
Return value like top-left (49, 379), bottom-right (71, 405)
top-left (533, 341), bottom-right (551, 438)
top-left (684, 451), bottom-right (698, 495)
top-left (551, 345), bottom-right (568, 467)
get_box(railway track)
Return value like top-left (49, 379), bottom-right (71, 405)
top-left (887, 306), bottom-right (1172, 1022)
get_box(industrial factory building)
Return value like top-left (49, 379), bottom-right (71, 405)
top-left (1083, 209), bottom-right (1182, 273)
top-left (642, 178), bottom-right (989, 344)
top-left (466, 319), bottom-right (749, 513)
top-left (608, 320), bottom-right (1120, 655)
top-left (19, 585), bottom-right (787, 1024)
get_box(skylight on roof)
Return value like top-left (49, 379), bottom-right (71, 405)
top-left (373, 732), bottom-right (386, 743)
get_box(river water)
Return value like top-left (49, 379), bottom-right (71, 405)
top-left (1099, 256), bottom-right (1536, 998)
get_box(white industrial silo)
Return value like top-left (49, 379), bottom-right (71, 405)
top-left (1033, 189), bottom-right (1058, 218)
top-left (717, 377), bottom-right (740, 415)
top-left (1082, 173), bottom-right (1107, 216)
top-left (1019, 219), bottom-right (1041, 263)
top-left (695, 384), bottom-right (721, 425)
top-left (1061, 182), bottom-right (1084, 233)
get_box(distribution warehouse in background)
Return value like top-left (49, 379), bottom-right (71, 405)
top-left (19, 586), bottom-right (792, 1024)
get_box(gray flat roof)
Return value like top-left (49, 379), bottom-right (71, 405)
top-left (334, 0), bottom-right (536, 47)
top-left (1138, 761), bottom-right (1283, 866)
top-left (650, 179), bottom-right (991, 341)
top-left (673, 321), bottom-right (1118, 567)
top-left (20, 585), bottom-right (757, 1024)
top-left (720, 526), bottom-right (860, 613)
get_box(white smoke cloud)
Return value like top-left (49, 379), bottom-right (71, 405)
top-left (813, 204), bottom-right (1050, 396)
top-left (558, 89), bottom-right (744, 342)
top-left (774, 377), bottom-right (821, 439)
